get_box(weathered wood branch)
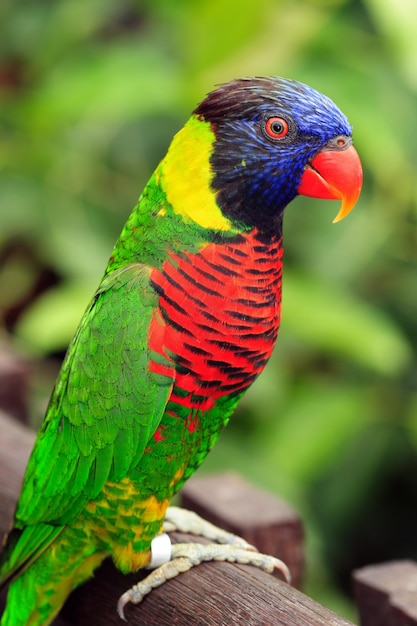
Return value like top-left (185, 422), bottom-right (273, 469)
top-left (59, 553), bottom-right (348, 626)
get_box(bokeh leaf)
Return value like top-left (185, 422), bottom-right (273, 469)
top-left (282, 271), bottom-right (412, 376)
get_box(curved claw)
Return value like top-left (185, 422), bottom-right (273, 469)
top-left (117, 592), bottom-right (130, 622)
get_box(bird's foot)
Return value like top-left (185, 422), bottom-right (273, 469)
top-left (163, 505), bottom-right (257, 550)
top-left (117, 507), bottom-right (290, 620)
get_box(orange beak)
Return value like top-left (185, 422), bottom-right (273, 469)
top-left (297, 144), bottom-right (363, 222)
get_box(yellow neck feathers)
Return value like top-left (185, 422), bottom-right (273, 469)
top-left (157, 115), bottom-right (235, 232)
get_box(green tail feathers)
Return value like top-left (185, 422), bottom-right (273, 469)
top-left (0, 526), bottom-right (63, 586)
top-left (1, 525), bottom-right (106, 625)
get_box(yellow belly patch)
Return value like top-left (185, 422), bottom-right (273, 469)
top-left (83, 477), bottom-right (171, 573)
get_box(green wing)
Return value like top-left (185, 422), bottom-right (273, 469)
top-left (15, 262), bottom-right (174, 527)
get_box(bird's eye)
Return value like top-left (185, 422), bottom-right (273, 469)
top-left (265, 117), bottom-right (289, 139)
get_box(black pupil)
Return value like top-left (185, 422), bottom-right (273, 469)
top-left (271, 120), bottom-right (284, 134)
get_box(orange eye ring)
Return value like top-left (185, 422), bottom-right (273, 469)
top-left (265, 117), bottom-right (289, 139)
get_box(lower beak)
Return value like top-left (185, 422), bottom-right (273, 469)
top-left (297, 144), bottom-right (363, 222)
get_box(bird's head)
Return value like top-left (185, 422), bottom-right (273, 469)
top-left (158, 77), bottom-right (362, 239)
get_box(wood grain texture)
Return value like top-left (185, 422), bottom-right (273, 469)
top-left (58, 546), bottom-right (353, 626)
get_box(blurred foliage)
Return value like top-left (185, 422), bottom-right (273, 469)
top-left (1, 0), bottom-right (417, 620)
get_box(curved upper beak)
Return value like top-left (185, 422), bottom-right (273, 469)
top-left (297, 142), bottom-right (363, 223)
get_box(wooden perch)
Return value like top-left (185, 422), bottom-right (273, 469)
top-left (180, 472), bottom-right (304, 589)
top-left (0, 409), bottom-right (356, 625)
top-left (0, 348), bottom-right (30, 424)
top-left (353, 560), bottom-right (417, 626)
top-left (0, 410), bottom-right (34, 540)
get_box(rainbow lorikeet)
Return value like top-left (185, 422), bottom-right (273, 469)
top-left (0, 77), bottom-right (362, 625)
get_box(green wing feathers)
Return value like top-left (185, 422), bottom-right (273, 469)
top-left (13, 263), bottom-right (175, 530)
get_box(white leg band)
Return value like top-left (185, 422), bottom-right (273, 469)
top-left (148, 533), bottom-right (172, 569)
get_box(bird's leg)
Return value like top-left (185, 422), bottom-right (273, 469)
top-left (117, 506), bottom-right (290, 620)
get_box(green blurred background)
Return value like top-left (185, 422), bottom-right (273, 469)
top-left (1, 0), bottom-right (417, 620)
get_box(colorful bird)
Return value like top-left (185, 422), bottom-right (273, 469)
top-left (0, 77), bottom-right (362, 625)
